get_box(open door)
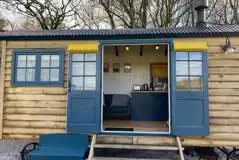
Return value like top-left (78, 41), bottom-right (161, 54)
top-left (171, 43), bottom-right (209, 136)
top-left (67, 44), bottom-right (101, 134)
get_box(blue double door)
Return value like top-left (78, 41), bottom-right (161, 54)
top-left (170, 51), bottom-right (209, 136)
top-left (67, 53), bottom-right (101, 133)
top-left (67, 43), bottom-right (209, 136)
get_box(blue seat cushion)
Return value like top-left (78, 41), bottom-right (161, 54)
top-left (111, 94), bottom-right (130, 107)
top-left (29, 147), bottom-right (88, 160)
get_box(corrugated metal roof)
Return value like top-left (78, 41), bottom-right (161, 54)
top-left (1, 25), bottom-right (239, 40)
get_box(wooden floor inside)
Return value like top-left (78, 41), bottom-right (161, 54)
top-left (103, 120), bottom-right (169, 132)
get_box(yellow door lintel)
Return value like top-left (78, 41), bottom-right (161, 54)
top-left (174, 42), bottom-right (208, 51)
top-left (67, 44), bottom-right (99, 53)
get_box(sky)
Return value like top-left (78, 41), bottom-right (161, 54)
top-left (0, 6), bottom-right (26, 30)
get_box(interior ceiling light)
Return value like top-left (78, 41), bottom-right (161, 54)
top-left (223, 37), bottom-right (236, 54)
top-left (155, 45), bottom-right (160, 50)
top-left (125, 46), bottom-right (130, 51)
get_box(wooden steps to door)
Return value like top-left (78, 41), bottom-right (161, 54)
top-left (90, 158), bottom-right (174, 160)
top-left (94, 144), bottom-right (179, 150)
top-left (88, 134), bottom-right (185, 160)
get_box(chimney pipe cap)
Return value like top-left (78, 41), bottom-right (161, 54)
top-left (195, 0), bottom-right (208, 10)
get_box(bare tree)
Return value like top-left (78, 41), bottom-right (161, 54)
top-left (1, 0), bottom-right (236, 30)
top-left (228, 0), bottom-right (239, 24)
top-left (20, 17), bottom-right (41, 30)
top-left (0, 12), bottom-right (9, 31)
top-left (148, 0), bottom-right (195, 27)
top-left (206, 0), bottom-right (239, 25)
top-left (0, 0), bottom-right (81, 30)
top-left (74, 0), bottom-right (150, 29)
top-left (71, 0), bottom-right (108, 29)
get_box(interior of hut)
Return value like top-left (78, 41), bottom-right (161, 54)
top-left (102, 44), bottom-right (169, 133)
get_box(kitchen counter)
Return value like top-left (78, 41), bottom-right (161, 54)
top-left (131, 91), bottom-right (168, 121)
top-left (131, 90), bottom-right (168, 93)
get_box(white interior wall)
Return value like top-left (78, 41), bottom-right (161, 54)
top-left (103, 45), bottom-right (168, 95)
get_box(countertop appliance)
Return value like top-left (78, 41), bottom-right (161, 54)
top-left (133, 84), bottom-right (141, 91)
top-left (141, 83), bottom-right (149, 91)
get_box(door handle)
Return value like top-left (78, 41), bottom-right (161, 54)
top-left (68, 79), bottom-right (71, 92)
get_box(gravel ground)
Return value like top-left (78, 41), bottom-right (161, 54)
top-left (0, 140), bottom-right (228, 160)
top-left (0, 140), bottom-right (31, 160)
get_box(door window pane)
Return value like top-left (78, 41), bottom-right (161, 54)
top-left (176, 61), bottom-right (188, 75)
top-left (176, 52), bottom-right (188, 60)
top-left (72, 54), bottom-right (84, 61)
top-left (72, 62), bottom-right (83, 76)
top-left (17, 55), bottom-right (27, 67)
top-left (190, 61), bottom-right (202, 75)
top-left (50, 69), bottom-right (59, 81)
top-left (51, 55), bottom-right (60, 67)
top-left (85, 62), bottom-right (96, 75)
top-left (72, 77), bottom-right (83, 90)
top-left (41, 55), bottom-right (50, 67)
top-left (70, 53), bottom-right (97, 91)
top-left (189, 52), bottom-right (202, 60)
top-left (41, 69), bottom-right (50, 81)
top-left (84, 77), bottom-right (96, 90)
top-left (27, 55), bottom-right (36, 67)
top-left (17, 69), bottom-right (26, 81)
top-left (26, 69), bottom-right (35, 81)
top-left (176, 52), bottom-right (204, 91)
top-left (190, 77), bottom-right (203, 90)
top-left (176, 76), bottom-right (189, 90)
top-left (85, 54), bottom-right (96, 61)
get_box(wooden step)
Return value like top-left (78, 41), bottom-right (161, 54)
top-left (93, 144), bottom-right (181, 150)
top-left (90, 158), bottom-right (172, 160)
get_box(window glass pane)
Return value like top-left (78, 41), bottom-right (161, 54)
top-left (17, 55), bottom-right (26, 67)
top-left (27, 55), bottom-right (36, 67)
top-left (176, 52), bottom-right (188, 60)
top-left (176, 61), bottom-right (188, 75)
top-left (84, 77), bottom-right (96, 90)
top-left (189, 52), bottom-right (202, 60)
top-left (72, 54), bottom-right (83, 61)
top-left (40, 69), bottom-right (50, 81)
top-left (85, 54), bottom-right (96, 61)
top-left (51, 55), bottom-right (60, 67)
top-left (176, 76), bottom-right (189, 90)
top-left (26, 69), bottom-right (35, 81)
top-left (17, 69), bottom-right (26, 81)
top-left (50, 69), bottom-right (59, 81)
top-left (190, 61), bottom-right (202, 75)
top-left (85, 62), bottom-right (96, 75)
top-left (72, 62), bottom-right (83, 76)
top-left (190, 76), bottom-right (203, 91)
top-left (71, 77), bottom-right (83, 90)
top-left (41, 55), bottom-right (50, 67)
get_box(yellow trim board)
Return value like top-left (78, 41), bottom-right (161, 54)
top-left (67, 44), bottom-right (98, 53)
top-left (174, 42), bottom-right (208, 51)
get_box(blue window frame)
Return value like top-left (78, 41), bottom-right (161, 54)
top-left (12, 49), bottom-right (64, 86)
top-left (175, 52), bottom-right (203, 91)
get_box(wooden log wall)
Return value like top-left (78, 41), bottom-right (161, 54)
top-left (1, 38), bottom-right (239, 147)
top-left (0, 41), bottom-right (3, 138)
top-left (2, 40), bottom-right (97, 139)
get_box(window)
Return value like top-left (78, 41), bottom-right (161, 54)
top-left (70, 53), bottom-right (96, 90)
top-left (176, 52), bottom-right (203, 91)
top-left (13, 50), bottom-right (64, 86)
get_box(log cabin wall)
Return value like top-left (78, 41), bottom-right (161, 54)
top-left (0, 42), bottom-right (2, 138)
top-left (1, 38), bottom-right (239, 147)
top-left (2, 40), bottom-right (97, 139)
